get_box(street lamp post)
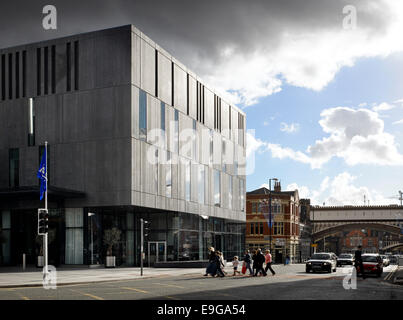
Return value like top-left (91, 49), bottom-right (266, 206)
top-left (269, 178), bottom-right (278, 253)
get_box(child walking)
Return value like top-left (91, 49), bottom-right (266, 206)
top-left (232, 256), bottom-right (240, 276)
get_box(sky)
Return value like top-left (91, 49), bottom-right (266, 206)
top-left (1, 0), bottom-right (402, 205)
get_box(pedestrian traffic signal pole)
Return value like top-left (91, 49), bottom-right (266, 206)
top-left (44, 141), bottom-right (48, 278)
top-left (140, 218), bottom-right (144, 276)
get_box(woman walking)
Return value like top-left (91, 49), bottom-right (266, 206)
top-left (204, 247), bottom-right (217, 277)
top-left (214, 251), bottom-right (225, 277)
top-left (264, 250), bottom-right (275, 276)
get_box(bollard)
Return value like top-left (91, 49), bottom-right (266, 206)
top-left (23, 253), bottom-right (26, 271)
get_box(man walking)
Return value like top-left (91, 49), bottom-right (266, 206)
top-left (243, 250), bottom-right (254, 276)
top-left (264, 250), bottom-right (275, 276)
top-left (354, 245), bottom-right (366, 279)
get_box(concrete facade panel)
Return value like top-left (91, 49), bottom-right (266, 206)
top-left (157, 52), bottom-right (172, 105)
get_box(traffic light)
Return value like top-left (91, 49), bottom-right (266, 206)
top-left (143, 220), bottom-right (151, 238)
top-left (38, 209), bottom-right (49, 235)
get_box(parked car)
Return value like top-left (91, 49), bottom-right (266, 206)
top-left (306, 252), bottom-right (337, 273)
top-left (337, 253), bottom-right (354, 267)
top-left (380, 255), bottom-right (390, 267)
top-left (358, 253), bottom-right (383, 277)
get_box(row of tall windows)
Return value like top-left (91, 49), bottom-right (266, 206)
top-left (138, 90), bottom-right (243, 210)
top-left (273, 222), bottom-right (284, 235)
top-left (1, 50), bottom-right (27, 100)
top-left (250, 222), bottom-right (264, 235)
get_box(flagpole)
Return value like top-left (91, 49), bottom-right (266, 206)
top-left (44, 141), bottom-right (48, 276)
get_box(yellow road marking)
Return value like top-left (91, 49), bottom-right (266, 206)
top-left (83, 293), bottom-right (104, 300)
top-left (164, 295), bottom-right (181, 300)
top-left (121, 287), bottom-right (150, 294)
top-left (69, 289), bottom-right (104, 300)
top-left (153, 282), bottom-right (185, 289)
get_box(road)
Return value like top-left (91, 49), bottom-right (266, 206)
top-left (0, 264), bottom-right (402, 300)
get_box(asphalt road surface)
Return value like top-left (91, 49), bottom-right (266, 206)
top-left (0, 264), bottom-right (402, 300)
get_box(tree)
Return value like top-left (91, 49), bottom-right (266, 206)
top-left (103, 227), bottom-right (121, 256)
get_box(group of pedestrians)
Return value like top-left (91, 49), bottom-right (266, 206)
top-left (204, 247), bottom-right (276, 278)
top-left (243, 249), bottom-right (276, 277)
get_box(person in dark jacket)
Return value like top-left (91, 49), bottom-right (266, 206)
top-left (243, 250), bottom-right (254, 276)
top-left (354, 245), bottom-right (366, 279)
top-left (251, 250), bottom-right (257, 275)
top-left (253, 249), bottom-right (267, 277)
top-left (204, 247), bottom-right (217, 276)
top-left (214, 251), bottom-right (225, 277)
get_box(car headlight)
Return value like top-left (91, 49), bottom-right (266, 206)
top-left (307, 262), bottom-right (312, 265)
top-left (323, 262), bottom-right (330, 265)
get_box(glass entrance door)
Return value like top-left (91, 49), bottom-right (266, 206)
top-left (147, 241), bottom-right (166, 267)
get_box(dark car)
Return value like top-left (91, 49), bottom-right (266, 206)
top-left (306, 253), bottom-right (337, 273)
top-left (358, 254), bottom-right (383, 277)
top-left (337, 253), bottom-right (354, 267)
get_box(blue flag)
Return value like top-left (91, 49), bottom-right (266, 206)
top-left (37, 149), bottom-right (47, 200)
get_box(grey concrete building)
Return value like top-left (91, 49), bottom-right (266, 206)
top-left (0, 25), bottom-right (246, 267)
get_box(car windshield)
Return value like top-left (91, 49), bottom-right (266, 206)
top-left (339, 254), bottom-right (352, 258)
top-left (311, 254), bottom-right (331, 260)
top-left (362, 256), bottom-right (378, 262)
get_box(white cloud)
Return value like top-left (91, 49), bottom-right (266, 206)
top-left (246, 131), bottom-right (266, 158)
top-left (199, 1), bottom-right (403, 106)
top-left (358, 102), bottom-right (367, 107)
top-left (372, 102), bottom-right (395, 112)
top-left (393, 119), bottom-right (403, 125)
top-left (266, 107), bottom-right (403, 168)
top-left (280, 122), bottom-right (299, 133)
top-left (287, 173), bottom-right (397, 206)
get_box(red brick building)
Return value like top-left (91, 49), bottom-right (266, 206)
top-left (246, 182), bottom-right (300, 263)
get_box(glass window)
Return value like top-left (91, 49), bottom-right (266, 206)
top-left (185, 160), bottom-right (191, 201)
top-left (252, 202), bottom-right (257, 213)
top-left (255, 223), bottom-right (259, 235)
top-left (160, 102), bottom-right (165, 147)
top-left (222, 139), bottom-right (226, 172)
top-left (139, 89), bottom-right (147, 141)
top-left (9, 148), bottom-right (19, 188)
top-left (65, 208), bottom-right (83, 264)
top-left (240, 179), bottom-right (245, 211)
top-left (28, 98), bottom-right (35, 146)
top-left (193, 120), bottom-right (197, 161)
top-left (174, 109), bottom-right (179, 153)
top-left (166, 151), bottom-right (172, 198)
top-left (260, 223), bottom-right (264, 235)
top-left (209, 129), bottom-right (213, 165)
top-left (198, 165), bottom-right (205, 204)
top-left (228, 175), bottom-right (232, 210)
top-left (155, 149), bottom-right (159, 194)
top-left (214, 170), bottom-right (221, 207)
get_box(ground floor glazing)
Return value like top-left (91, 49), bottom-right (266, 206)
top-left (0, 206), bottom-right (245, 267)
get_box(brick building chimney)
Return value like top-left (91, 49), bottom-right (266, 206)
top-left (274, 181), bottom-right (281, 192)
